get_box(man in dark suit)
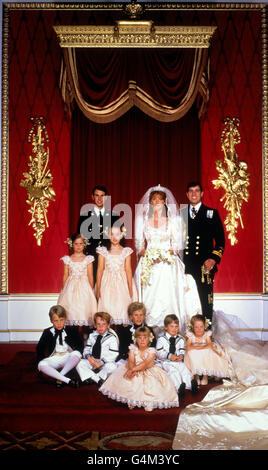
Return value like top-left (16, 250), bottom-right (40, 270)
top-left (182, 181), bottom-right (225, 321)
top-left (77, 185), bottom-right (120, 283)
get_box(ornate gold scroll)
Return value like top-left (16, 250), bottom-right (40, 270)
top-left (20, 117), bottom-right (55, 246)
top-left (212, 117), bottom-right (250, 246)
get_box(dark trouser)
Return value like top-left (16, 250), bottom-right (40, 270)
top-left (194, 275), bottom-right (214, 321)
top-left (185, 265), bottom-right (215, 321)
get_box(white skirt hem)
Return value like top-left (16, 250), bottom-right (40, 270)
top-left (100, 387), bottom-right (179, 410)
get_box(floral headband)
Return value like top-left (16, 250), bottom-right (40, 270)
top-left (132, 331), bottom-right (154, 344)
top-left (103, 225), bottom-right (127, 239)
top-left (187, 318), bottom-right (212, 331)
top-left (65, 236), bottom-right (90, 248)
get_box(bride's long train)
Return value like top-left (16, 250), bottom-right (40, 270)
top-left (172, 310), bottom-right (268, 450)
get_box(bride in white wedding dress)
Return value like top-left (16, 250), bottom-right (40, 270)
top-left (134, 185), bottom-right (201, 332)
top-left (173, 310), bottom-right (268, 450)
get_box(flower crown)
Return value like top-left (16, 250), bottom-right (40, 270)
top-left (132, 331), bottom-right (154, 344)
top-left (103, 225), bottom-right (127, 239)
top-left (65, 235), bottom-right (90, 248)
top-left (187, 318), bottom-right (212, 331)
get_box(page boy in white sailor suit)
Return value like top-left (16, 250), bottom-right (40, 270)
top-left (156, 314), bottom-right (198, 400)
top-left (76, 311), bottom-right (119, 386)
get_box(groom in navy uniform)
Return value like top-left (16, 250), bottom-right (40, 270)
top-left (77, 185), bottom-right (120, 283)
top-left (182, 181), bottom-right (225, 321)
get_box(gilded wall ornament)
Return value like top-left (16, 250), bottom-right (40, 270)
top-left (212, 117), bottom-right (250, 246)
top-left (20, 117), bottom-right (55, 246)
top-left (124, 1), bottom-right (144, 20)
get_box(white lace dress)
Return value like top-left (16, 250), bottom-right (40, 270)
top-left (100, 345), bottom-right (179, 410)
top-left (184, 330), bottom-right (230, 378)
top-left (57, 255), bottom-right (97, 326)
top-left (97, 246), bottom-right (138, 325)
top-left (134, 219), bottom-right (201, 331)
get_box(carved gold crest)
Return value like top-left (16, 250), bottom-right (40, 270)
top-left (212, 117), bottom-right (250, 245)
top-left (20, 117), bottom-right (55, 246)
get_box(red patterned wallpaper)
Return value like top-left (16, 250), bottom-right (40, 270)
top-left (199, 11), bottom-right (262, 292)
top-left (9, 10), bottom-right (71, 293)
top-left (8, 8), bottom-right (263, 293)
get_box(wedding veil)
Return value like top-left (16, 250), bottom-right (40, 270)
top-left (135, 184), bottom-right (185, 254)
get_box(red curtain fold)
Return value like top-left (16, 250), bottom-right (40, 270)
top-left (69, 103), bottom-right (200, 241)
top-left (69, 48), bottom-right (201, 247)
top-left (62, 46), bottom-right (208, 122)
top-left (75, 48), bottom-right (196, 108)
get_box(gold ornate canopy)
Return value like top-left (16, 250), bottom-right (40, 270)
top-left (54, 21), bottom-right (216, 123)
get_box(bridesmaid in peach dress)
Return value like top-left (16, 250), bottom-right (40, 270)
top-left (184, 314), bottom-right (230, 386)
top-left (58, 233), bottom-right (97, 327)
top-left (100, 326), bottom-right (179, 411)
top-left (96, 226), bottom-right (138, 326)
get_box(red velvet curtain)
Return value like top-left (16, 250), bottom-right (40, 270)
top-left (75, 48), bottom-right (196, 107)
top-left (69, 103), bottom-right (200, 239)
top-left (69, 47), bottom-right (201, 239)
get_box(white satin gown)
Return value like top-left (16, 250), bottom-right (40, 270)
top-left (134, 219), bottom-right (201, 332)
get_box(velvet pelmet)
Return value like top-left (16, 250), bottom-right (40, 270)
top-left (61, 47), bottom-right (208, 123)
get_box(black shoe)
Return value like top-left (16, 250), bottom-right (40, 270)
top-left (56, 380), bottom-right (64, 389)
top-left (68, 379), bottom-right (79, 388)
top-left (191, 378), bottom-right (198, 394)
top-left (97, 378), bottom-right (104, 387)
top-left (84, 378), bottom-right (95, 386)
top-left (178, 382), bottom-right (186, 401)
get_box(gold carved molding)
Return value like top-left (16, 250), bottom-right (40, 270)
top-left (54, 22), bottom-right (216, 48)
top-left (20, 117), bottom-right (55, 246)
top-left (212, 118), bottom-right (250, 246)
top-left (1, 8), bottom-right (9, 294)
top-left (262, 6), bottom-right (268, 293)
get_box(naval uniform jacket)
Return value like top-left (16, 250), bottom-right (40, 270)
top-left (156, 333), bottom-right (186, 362)
top-left (182, 203), bottom-right (225, 278)
top-left (181, 203), bottom-right (225, 318)
top-left (36, 326), bottom-right (84, 364)
top-left (83, 329), bottom-right (119, 365)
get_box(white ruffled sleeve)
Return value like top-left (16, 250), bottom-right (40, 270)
top-left (122, 247), bottom-right (133, 259)
top-left (85, 255), bottom-right (94, 264)
top-left (60, 255), bottom-right (70, 265)
top-left (186, 330), bottom-right (194, 341)
top-left (96, 246), bottom-right (108, 258)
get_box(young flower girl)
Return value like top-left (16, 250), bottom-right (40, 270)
top-left (99, 326), bottom-right (179, 412)
top-left (184, 314), bottom-right (230, 385)
top-left (57, 233), bottom-right (97, 327)
top-left (96, 226), bottom-right (137, 325)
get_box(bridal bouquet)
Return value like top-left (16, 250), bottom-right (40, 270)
top-left (141, 248), bottom-right (176, 287)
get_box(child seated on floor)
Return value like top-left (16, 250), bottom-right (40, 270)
top-left (116, 301), bottom-right (156, 362)
top-left (156, 314), bottom-right (198, 400)
top-left (99, 326), bottom-right (179, 412)
top-left (76, 311), bottom-right (119, 387)
top-left (184, 314), bottom-right (230, 385)
top-left (36, 305), bottom-right (83, 388)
